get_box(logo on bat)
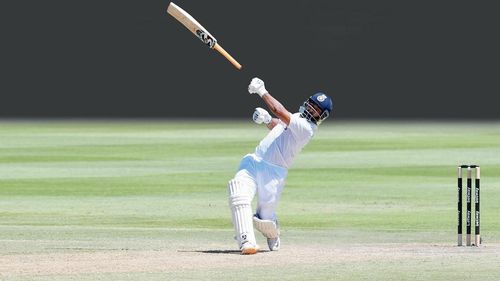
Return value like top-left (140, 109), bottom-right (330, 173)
top-left (196, 30), bottom-right (216, 48)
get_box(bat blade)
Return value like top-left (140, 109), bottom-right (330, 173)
top-left (167, 2), bottom-right (217, 48)
top-left (166, 2), bottom-right (242, 70)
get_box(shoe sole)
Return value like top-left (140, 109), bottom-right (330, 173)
top-left (241, 247), bottom-right (258, 255)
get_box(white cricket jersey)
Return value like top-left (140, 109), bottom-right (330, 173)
top-left (254, 113), bottom-right (317, 169)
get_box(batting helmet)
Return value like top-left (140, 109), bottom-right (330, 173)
top-left (299, 92), bottom-right (334, 125)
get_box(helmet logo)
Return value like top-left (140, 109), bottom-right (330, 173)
top-left (316, 94), bottom-right (327, 102)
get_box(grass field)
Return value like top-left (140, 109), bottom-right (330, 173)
top-left (1, 120), bottom-right (500, 280)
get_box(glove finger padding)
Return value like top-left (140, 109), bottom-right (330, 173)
top-left (248, 77), bottom-right (267, 97)
top-left (253, 110), bottom-right (264, 124)
top-left (253, 107), bottom-right (271, 125)
top-left (250, 78), bottom-right (263, 88)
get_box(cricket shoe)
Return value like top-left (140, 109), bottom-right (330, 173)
top-left (240, 241), bottom-right (259, 255)
top-left (267, 236), bottom-right (280, 251)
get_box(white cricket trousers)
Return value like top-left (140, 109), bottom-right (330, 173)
top-left (234, 154), bottom-right (288, 221)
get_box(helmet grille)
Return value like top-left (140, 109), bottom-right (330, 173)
top-left (299, 100), bottom-right (329, 125)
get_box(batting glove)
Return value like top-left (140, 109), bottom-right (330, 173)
top-left (248, 77), bottom-right (268, 97)
top-left (253, 107), bottom-right (272, 125)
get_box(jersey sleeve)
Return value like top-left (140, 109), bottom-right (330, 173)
top-left (287, 113), bottom-right (314, 139)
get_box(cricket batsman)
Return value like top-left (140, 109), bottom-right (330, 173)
top-left (228, 77), bottom-right (334, 254)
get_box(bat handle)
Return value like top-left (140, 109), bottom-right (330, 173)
top-left (213, 43), bottom-right (242, 70)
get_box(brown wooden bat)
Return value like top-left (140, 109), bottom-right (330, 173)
top-left (167, 2), bottom-right (242, 70)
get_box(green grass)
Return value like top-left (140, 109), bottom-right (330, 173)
top-left (1, 120), bottom-right (500, 280)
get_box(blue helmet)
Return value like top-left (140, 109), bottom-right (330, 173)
top-left (299, 92), bottom-right (333, 125)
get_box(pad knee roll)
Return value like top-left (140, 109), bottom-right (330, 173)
top-left (228, 179), bottom-right (252, 207)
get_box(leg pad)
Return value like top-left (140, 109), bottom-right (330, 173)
top-left (253, 214), bottom-right (279, 239)
top-left (228, 179), bottom-right (256, 246)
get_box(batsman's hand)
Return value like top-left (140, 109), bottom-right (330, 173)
top-left (253, 107), bottom-right (272, 125)
top-left (248, 77), bottom-right (268, 97)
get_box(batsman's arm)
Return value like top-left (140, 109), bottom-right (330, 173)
top-left (261, 94), bottom-right (291, 126)
top-left (266, 118), bottom-right (280, 130)
top-left (248, 77), bottom-right (291, 125)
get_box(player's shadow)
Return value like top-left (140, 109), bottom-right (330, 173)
top-left (178, 249), bottom-right (269, 255)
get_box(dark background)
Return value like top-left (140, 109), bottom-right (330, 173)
top-left (1, 0), bottom-right (499, 119)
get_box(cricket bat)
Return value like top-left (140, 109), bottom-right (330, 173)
top-left (167, 2), bottom-right (242, 70)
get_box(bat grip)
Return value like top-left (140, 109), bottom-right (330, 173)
top-left (213, 43), bottom-right (242, 70)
